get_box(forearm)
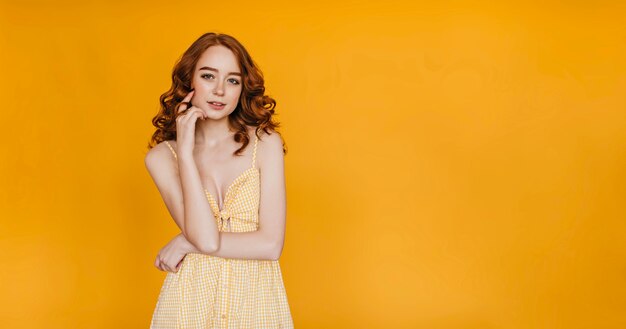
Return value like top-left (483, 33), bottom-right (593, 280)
top-left (178, 154), bottom-right (220, 253)
top-left (180, 230), bottom-right (279, 260)
top-left (210, 231), bottom-right (280, 260)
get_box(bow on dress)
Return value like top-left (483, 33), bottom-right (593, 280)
top-left (217, 208), bottom-right (231, 232)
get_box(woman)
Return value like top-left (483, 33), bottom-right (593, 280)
top-left (145, 32), bottom-right (293, 328)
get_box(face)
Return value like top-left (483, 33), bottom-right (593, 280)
top-left (190, 45), bottom-right (243, 119)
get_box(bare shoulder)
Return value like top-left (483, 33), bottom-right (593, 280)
top-left (253, 128), bottom-right (284, 170)
top-left (253, 128), bottom-right (282, 151)
top-left (144, 140), bottom-right (177, 174)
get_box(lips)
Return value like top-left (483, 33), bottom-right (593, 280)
top-left (208, 101), bottom-right (226, 111)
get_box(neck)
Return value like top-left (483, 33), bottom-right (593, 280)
top-left (194, 116), bottom-right (233, 147)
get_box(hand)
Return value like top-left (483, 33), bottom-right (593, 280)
top-left (155, 233), bottom-right (194, 273)
top-left (175, 90), bottom-right (207, 157)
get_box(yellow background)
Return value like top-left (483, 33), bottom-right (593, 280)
top-left (1, 1), bottom-right (625, 328)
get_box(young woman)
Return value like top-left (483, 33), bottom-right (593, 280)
top-left (145, 32), bottom-right (293, 328)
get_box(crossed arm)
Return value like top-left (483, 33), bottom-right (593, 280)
top-left (144, 133), bottom-right (286, 261)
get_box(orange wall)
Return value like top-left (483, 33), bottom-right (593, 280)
top-left (1, 1), bottom-right (625, 328)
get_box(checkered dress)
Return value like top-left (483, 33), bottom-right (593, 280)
top-left (150, 135), bottom-right (293, 328)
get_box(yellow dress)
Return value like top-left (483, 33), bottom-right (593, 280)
top-left (150, 135), bottom-right (294, 328)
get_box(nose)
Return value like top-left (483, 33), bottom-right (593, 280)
top-left (212, 81), bottom-right (224, 96)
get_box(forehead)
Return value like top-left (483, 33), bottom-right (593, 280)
top-left (196, 45), bottom-right (240, 72)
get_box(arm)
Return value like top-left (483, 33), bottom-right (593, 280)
top-left (144, 143), bottom-right (185, 231)
top-left (145, 142), bottom-right (219, 253)
top-left (204, 132), bottom-right (287, 261)
top-left (147, 134), bottom-right (287, 260)
top-left (178, 150), bottom-right (220, 253)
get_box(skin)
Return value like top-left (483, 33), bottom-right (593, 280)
top-left (144, 45), bottom-right (287, 273)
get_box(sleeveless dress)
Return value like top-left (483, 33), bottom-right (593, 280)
top-left (150, 135), bottom-right (294, 329)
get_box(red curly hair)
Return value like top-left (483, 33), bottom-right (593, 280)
top-left (148, 32), bottom-right (286, 156)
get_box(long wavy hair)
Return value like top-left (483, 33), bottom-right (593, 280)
top-left (148, 32), bottom-right (286, 156)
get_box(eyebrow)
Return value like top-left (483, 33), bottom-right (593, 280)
top-left (198, 66), bottom-right (242, 77)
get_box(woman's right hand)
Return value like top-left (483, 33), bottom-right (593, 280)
top-left (175, 90), bottom-right (207, 158)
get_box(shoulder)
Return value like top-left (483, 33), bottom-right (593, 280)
top-left (252, 128), bottom-right (284, 170)
top-left (144, 140), bottom-right (180, 198)
top-left (253, 128), bottom-right (282, 153)
top-left (145, 140), bottom-right (177, 173)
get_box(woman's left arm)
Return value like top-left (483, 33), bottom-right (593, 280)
top-left (204, 132), bottom-right (287, 260)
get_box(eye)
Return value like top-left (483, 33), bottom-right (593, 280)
top-left (200, 74), bottom-right (240, 85)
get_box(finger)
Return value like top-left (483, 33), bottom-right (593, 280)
top-left (176, 91), bottom-right (195, 114)
top-left (158, 258), bottom-right (167, 272)
top-left (155, 258), bottom-right (163, 271)
top-left (182, 108), bottom-right (206, 123)
top-left (175, 260), bottom-right (183, 272)
top-left (176, 101), bottom-right (191, 114)
top-left (182, 90), bottom-right (195, 103)
top-left (161, 257), bottom-right (172, 272)
top-left (177, 107), bottom-right (197, 121)
top-left (180, 107), bottom-right (203, 117)
top-left (188, 109), bottom-right (207, 121)
top-left (167, 262), bottom-right (175, 273)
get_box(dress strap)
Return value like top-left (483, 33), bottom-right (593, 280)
top-left (251, 134), bottom-right (259, 168)
top-left (164, 141), bottom-right (177, 160)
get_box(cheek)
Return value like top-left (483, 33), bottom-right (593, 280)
top-left (229, 86), bottom-right (242, 99)
top-left (229, 93), bottom-right (241, 105)
top-left (194, 81), bottom-right (211, 91)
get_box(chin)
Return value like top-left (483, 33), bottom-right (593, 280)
top-left (207, 111), bottom-right (232, 120)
